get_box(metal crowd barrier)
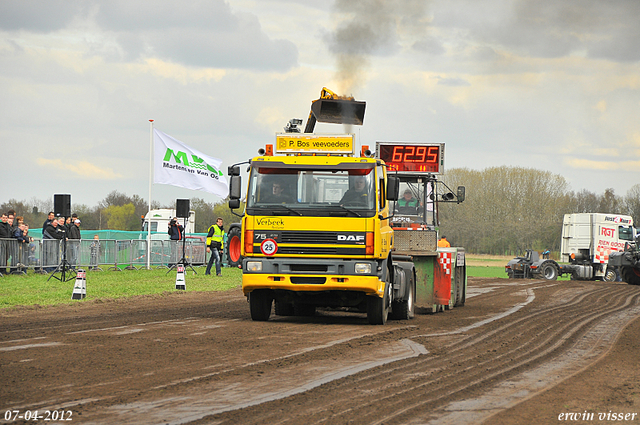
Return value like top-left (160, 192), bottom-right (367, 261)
top-left (0, 237), bottom-right (207, 275)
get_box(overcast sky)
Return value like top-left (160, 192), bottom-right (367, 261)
top-left (1, 0), bottom-right (639, 210)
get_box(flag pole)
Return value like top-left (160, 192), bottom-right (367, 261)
top-left (147, 119), bottom-right (154, 270)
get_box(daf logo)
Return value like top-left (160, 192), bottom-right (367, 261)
top-left (338, 235), bottom-right (365, 242)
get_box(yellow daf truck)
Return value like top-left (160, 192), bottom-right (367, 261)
top-left (227, 89), bottom-right (466, 324)
top-left (228, 133), bottom-right (413, 324)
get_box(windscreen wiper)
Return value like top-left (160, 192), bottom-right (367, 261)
top-left (264, 205), bottom-right (302, 216)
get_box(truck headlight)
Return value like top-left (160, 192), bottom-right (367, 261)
top-left (355, 263), bottom-right (371, 274)
top-left (246, 261), bottom-right (262, 272)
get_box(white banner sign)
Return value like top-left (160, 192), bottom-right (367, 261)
top-left (154, 129), bottom-right (228, 197)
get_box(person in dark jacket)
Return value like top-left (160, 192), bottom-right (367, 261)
top-left (13, 223), bottom-right (29, 272)
top-left (168, 218), bottom-right (184, 266)
top-left (0, 213), bottom-right (11, 275)
top-left (43, 216), bottom-right (66, 272)
top-left (67, 219), bottom-right (81, 268)
top-left (340, 176), bottom-right (370, 207)
top-left (42, 211), bottom-right (54, 236)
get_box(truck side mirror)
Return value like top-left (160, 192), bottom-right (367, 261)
top-left (228, 174), bottom-right (242, 210)
top-left (228, 165), bottom-right (240, 176)
top-left (457, 186), bottom-right (466, 203)
top-left (386, 176), bottom-right (399, 201)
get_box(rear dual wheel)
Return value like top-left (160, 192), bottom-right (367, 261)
top-left (390, 281), bottom-right (415, 320)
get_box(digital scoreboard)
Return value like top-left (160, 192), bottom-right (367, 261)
top-left (375, 142), bottom-right (444, 174)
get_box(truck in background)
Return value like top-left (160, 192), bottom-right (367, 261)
top-left (141, 209), bottom-right (196, 237)
top-left (506, 213), bottom-right (635, 281)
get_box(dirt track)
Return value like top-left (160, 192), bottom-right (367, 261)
top-left (2, 277), bottom-right (640, 424)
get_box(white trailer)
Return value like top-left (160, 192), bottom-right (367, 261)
top-left (141, 208), bottom-right (195, 238)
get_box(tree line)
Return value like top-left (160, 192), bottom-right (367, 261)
top-left (439, 166), bottom-right (640, 255)
top-left (3, 166), bottom-right (639, 255)
top-left (0, 190), bottom-right (241, 235)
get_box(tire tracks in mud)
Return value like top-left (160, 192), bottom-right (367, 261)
top-left (202, 282), bottom-right (640, 425)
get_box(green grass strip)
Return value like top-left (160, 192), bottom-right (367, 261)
top-left (0, 267), bottom-right (242, 309)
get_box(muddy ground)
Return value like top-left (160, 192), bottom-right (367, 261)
top-left (1, 277), bottom-right (640, 424)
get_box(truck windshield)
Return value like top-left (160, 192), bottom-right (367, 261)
top-left (246, 167), bottom-right (376, 216)
top-left (619, 226), bottom-right (634, 241)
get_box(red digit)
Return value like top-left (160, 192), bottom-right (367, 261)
top-left (415, 146), bottom-right (426, 162)
top-left (392, 146), bottom-right (403, 162)
top-left (405, 145), bottom-right (415, 162)
top-left (427, 146), bottom-right (438, 163)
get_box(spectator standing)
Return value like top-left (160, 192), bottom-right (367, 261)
top-left (6, 214), bottom-right (17, 273)
top-left (168, 218), bottom-right (184, 266)
top-left (67, 219), bottom-right (81, 268)
top-left (205, 217), bottom-right (225, 276)
top-left (42, 212), bottom-right (54, 236)
top-left (43, 216), bottom-right (66, 272)
top-left (90, 234), bottom-right (101, 271)
top-left (0, 213), bottom-right (10, 275)
top-left (14, 223), bottom-right (29, 273)
top-left (7, 210), bottom-right (17, 234)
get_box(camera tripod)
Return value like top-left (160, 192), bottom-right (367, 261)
top-left (166, 217), bottom-right (197, 275)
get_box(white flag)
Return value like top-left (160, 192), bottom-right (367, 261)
top-left (154, 129), bottom-right (229, 197)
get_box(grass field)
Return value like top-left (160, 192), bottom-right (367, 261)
top-left (0, 267), bottom-right (242, 309)
top-left (0, 255), bottom-right (518, 309)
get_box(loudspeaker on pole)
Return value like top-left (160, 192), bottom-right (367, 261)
top-left (54, 194), bottom-right (71, 217)
top-left (176, 199), bottom-right (190, 219)
top-left (175, 264), bottom-right (186, 290)
top-left (72, 269), bottom-right (87, 300)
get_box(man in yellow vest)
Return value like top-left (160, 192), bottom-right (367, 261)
top-left (205, 217), bottom-right (225, 276)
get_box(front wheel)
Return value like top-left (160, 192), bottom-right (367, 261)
top-left (249, 290), bottom-right (272, 321)
top-left (367, 282), bottom-right (390, 325)
top-left (603, 267), bottom-right (620, 282)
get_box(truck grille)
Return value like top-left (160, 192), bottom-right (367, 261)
top-left (279, 231), bottom-right (346, 244)
top-left (251, 230), bottom-right (367, 256)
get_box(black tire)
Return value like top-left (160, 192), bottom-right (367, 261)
top-left (367, 282), bottom-right (390, 325)
top-left (249, 290), bottom-right (272, 321)
top-left (293, 303), bottom-right (316, 317)
top-left (226, 226), bottom-right (243, 268)
top-left (390, 280), bottom-right (415, 320)
top-left (539, 262), bottom-right (558, 280)
top-left (274, 300), bottom-right (295, 316)
top-left (621, 266), bottom-right (640, 286)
